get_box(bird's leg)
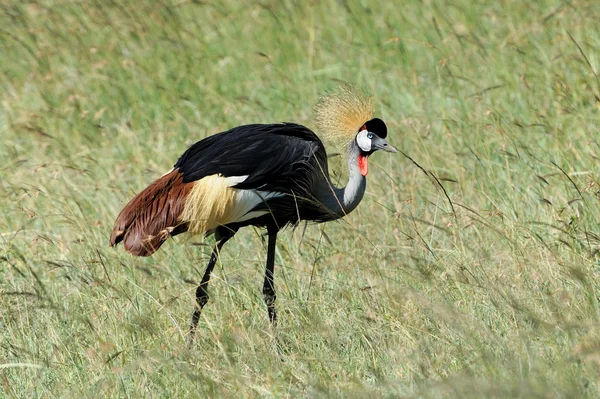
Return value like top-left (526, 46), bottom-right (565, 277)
top-left (263, 229), bottom-right (278, 325)
top-left (188, 227), bottom-right (235, 346)
top-left (188, 246), bottom-right (222, 338)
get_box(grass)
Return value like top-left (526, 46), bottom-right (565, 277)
top-left (2, 0), bottom-right (600, 397)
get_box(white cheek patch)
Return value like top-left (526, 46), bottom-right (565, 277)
top-left (356, 130), bottom-right (372, 152)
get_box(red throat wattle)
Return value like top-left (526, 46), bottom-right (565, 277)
top-left (357, 155), bottom-right (368, 176)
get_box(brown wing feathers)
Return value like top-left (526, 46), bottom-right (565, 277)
top-left (109, 169), bottom-right (193, 256)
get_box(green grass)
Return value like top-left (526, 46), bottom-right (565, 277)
top-left (2, 0), bottom-right (600, 397)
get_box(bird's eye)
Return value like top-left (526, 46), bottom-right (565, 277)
top-left (367, 133), bottom-right (374, 139)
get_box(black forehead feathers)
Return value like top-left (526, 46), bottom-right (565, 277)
top-left (364, 118), bottom-right (387, 138)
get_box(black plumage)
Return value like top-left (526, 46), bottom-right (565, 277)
top-left (175, 123), bottom-right (326, 190)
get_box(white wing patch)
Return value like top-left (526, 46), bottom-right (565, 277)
top-left (224, 175), bottom-right (283, 222)
top-left (227, 189), bottom-right (284, 223)
top-left (225, 175), bottom-right (249, 186)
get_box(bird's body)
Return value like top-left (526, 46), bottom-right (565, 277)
top-left (109, 86), bottom-right (396, 343)
top-left (110, 123), bottom-right (360, 256)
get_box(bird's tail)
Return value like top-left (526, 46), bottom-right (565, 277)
top-left (109, 169), bottom-right (193, 256)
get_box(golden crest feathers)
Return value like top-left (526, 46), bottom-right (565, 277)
top-left (313, 84), bottom-right (376, 147)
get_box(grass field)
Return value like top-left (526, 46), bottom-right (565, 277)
top-left (2, 0), bottom-right (600, 397)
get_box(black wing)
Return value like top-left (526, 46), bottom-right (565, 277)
top-left (174, 123), bottom-right (328, 195)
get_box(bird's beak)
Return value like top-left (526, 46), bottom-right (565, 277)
top-left (373, 137), bottom-right (398, 153)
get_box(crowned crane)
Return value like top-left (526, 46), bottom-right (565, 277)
top-left (109, 85), bottom-right (397, 342)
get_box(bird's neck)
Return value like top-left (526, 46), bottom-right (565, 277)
top-left (317, 143), bottom-right (367, 220)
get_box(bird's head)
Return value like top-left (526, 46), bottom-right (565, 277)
top-left (353, 117), bottom-right (396, 176)
top-left (355, 117), bottom-right (397, 156)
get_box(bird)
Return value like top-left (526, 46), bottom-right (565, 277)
top-left (109, 85), bottom-right (397, 342)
